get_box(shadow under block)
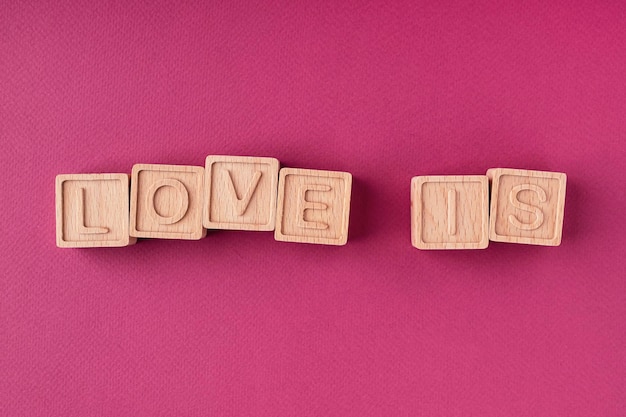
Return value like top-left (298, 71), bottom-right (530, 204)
top-left (130, 164), bottom-right (206, 240)
top-left (275, 168), bottom-right (352, 246)
top-left (488, 168), bottom-right (566, 246)
top-left (411, 175), bottom-right (489, 250)
top-left (56, 174), bottom-right (136, 248)
top-left (203, 156), bottom-right (279, 231)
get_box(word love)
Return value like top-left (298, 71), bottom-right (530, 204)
top-left (56, 156), bottom-right (352, 248)
top-left (411, 169), bottom-right (567, 249)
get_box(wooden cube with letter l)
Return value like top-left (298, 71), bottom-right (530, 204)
top-left (55, 173), bottom-right (135, 248)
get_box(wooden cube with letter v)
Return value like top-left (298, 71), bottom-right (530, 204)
top-left (488, 168), bottom-right (566, 246)
top-left (204, 155), bottom-right (279, 231)
top-left (275, 168), bottom-right (352, 246)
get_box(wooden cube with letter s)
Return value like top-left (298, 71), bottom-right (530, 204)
top-left (488, 168), bottom-right (566, 246)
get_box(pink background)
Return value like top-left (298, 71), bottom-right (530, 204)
top-left (2, 1), bottom-right (625, 416)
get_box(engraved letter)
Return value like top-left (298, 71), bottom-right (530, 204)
top-left (225, 170), bottom-right (262, 216)
top-left (447, 189), bottom-right (456, 235)
top-left (297, 184), bottom-right (331, 230)
top-left (75, 187), bottom-right (108, 234)
top-left (145, 179), bottom-right (189, 224)
top-left (508, 184), bottom-right (546, 230)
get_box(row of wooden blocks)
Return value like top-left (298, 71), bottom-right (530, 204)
top-left (56, 156), bottom-right (567, 249)
top-left (412, 169), bottom-right (566, 249)
top-left (56, 156), bottom-right (352, 247)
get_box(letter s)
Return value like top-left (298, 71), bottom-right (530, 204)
top-left (508, 184), bottom-right (546, 231)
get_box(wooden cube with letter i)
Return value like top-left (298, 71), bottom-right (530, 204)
top-left (411, 175), bottom-right (490, 250)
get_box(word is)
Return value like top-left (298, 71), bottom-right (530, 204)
top-left (56, 156), bottom-right (352, 248)
top-left (411, 168), bottom-right (566, 249)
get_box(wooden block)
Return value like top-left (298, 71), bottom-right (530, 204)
top-left (488, 168), bottom-right (566, 246)
top-left (203, 155), bottom-right (279, 231)
top-left (130, 164), bottom-right (206, 240)
top-left (56, 173), bottom-right (135, 248)
top-left (411, 175), bottom-right (489, 250)
top-left (275, 168), bottom-right (352, 246)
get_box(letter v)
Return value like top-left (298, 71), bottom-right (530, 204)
top-left (225, 170), bottom-right (262, 216)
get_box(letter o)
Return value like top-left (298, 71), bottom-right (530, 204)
top-left (145, 179), bottom-right (189, 225)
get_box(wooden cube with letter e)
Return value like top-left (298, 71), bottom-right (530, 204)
top-left (275, 168), bottom-right (352, 246)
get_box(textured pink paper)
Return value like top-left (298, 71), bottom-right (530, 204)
top-left (2, 1), bottom-right (625, 416)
